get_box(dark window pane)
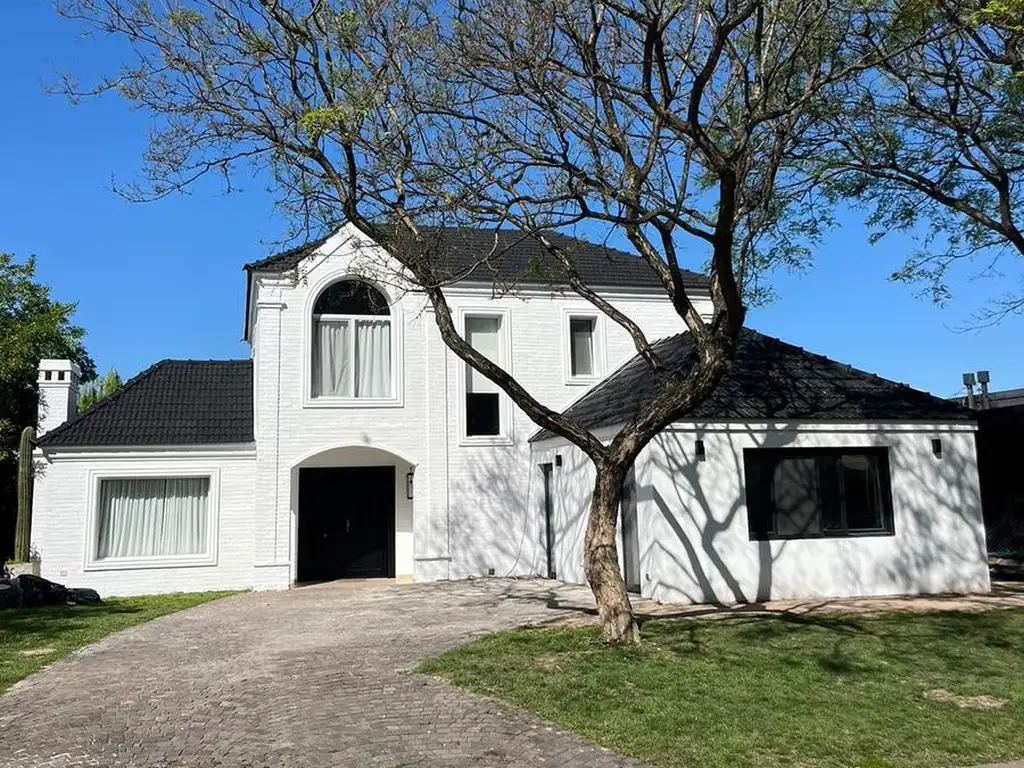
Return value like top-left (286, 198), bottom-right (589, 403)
top-left (771, 458), bottom-right (820, 536)
top-left (466, 393), bottom-right (500, 436)
top-left (841, 454), bottom-right (883, 530)
top-left (314, 280), bottom-right (390, 315)
top-left (818, 457), bottom-right (843, 532)
top-left (743, 453), bottom-right (773, 536)
top-left (745, 447), bottom-right (893, 540)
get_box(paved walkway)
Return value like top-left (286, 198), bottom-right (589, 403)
top-left (2, 578), bottom-right (1022, 767)
top-left (2, 579), bottom-right (635, 767)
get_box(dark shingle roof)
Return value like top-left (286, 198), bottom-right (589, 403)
top-left (245, 227), bottom-right (707, 290)
top-left (534, 328), bottom-right (971, 440)
top-left (39, 360), bottom-right (253, 448)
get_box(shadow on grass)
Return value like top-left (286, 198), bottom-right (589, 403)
top-left (642, 608), bottom-right (1024, 678)
top-left (0, 603), bottom-right (149, 638)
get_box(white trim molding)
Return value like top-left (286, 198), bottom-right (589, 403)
top-left (82, 464), bottom-right (222, 572)
top-left (456, 305), bottom-right (514, 447)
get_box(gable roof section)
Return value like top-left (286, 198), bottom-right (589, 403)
top-left (38, 360), bottom-right (254, 448)
top-left (533, 328), bottom-right (971, 440)
top-left (245, 227), bottom-right (708, 290)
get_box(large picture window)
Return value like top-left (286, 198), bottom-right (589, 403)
top-left (96, 477), bottom-right (211, 560)
top-left (312, 280), bottom-right (393, 399)
top-left (744, 448), bottom-right (894, 540)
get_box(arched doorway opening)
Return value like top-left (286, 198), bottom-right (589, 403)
top-left (292, 446), bottom-right (415, 582)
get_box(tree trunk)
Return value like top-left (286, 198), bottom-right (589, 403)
top-left (584, 460), bottom-right (640, 645)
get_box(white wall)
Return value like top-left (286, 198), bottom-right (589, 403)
top-left (250, 225), bottom-right (710, 587)
top-left (537, 422), bottom-right (991, 604)
top-left (32, 447), bottom-right (256, 596)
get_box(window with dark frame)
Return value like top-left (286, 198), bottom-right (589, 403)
top-left (743, 448), bottom-right (894, 540)
top-left (464, 315), bottom-right (502, 437)
top-left (568, 316), bottom-right (596, 377)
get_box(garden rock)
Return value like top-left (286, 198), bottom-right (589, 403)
top-left (0, 578), bottom-right (23, 609)
top-left (14, 574), bottom-right (69, 607)
top-left (67, 587), bottom-right (102, 605)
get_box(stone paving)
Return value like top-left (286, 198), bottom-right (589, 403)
top-left (1, 578), bottom-right (1022, 768)
top-left (1, 579), bottom-right (635, 768)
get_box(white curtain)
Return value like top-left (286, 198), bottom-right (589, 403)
top-left (465, 316), bottom-right (501, 393)
top-left (313, 319), bottom-right (352, 397)
top-left (355, 319), bottom-right (392, 397)
top-left (570, 318), bottom-right (595, 376)
top-left (97, 477), bottom-right (209, 559)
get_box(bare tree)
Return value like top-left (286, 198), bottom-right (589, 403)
top-left (58, 0), bottom-right (888, 642)
top-left (808, 0), bottom-right (1024, 323)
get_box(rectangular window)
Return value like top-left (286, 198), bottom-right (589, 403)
top-left (96, 477), bottom-right (210, 560)
top-left (744, 448), bottom-right (894, 540)
top-left (312, 317), bottom-right (392, 399)
top-left (465, 315), bottom-right (502, 436)
top-left (569, 317), bottom-right (596, 377)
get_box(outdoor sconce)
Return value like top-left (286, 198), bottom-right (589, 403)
top-left (695, 439), bottom-right (706, 462)
top-left (406, 467), bottom-right (415, 499)
top-left (931, 438), bottom-right (942, 459)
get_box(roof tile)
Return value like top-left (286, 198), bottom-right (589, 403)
top-left (245, 227), bottom-right (707, 290)
top-left (39, 360), bottom-right (253, 447)
top-left (533, 328), bottom-right (971, 440)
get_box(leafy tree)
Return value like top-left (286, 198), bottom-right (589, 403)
top-left (78, 368), bottom-right (123, 413)
top-left (0, 253), bottom-right (95, 558)
top-left (808, 0), bottom-right (1024, 323)
top-left (58, 0), bottom-right (903, 642)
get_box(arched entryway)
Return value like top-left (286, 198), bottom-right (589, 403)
top-left (291, 446), bottom-right (415, 583)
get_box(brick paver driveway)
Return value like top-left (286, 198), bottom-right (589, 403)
top-left (1, 579), bottom-right (635, 768)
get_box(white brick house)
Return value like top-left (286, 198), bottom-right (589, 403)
top-left (30, 224), bottom-right (991, 601)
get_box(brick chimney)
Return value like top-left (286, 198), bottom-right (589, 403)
top-left (38, 359), bottom-right (81, 437)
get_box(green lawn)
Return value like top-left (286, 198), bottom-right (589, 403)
top-left (0, 592), bottom-right (233, 694)
top-left (419, 609), bottom-right (1024, 768)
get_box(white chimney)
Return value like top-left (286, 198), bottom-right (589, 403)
top-left (37, 359), bottom-right (81, 437)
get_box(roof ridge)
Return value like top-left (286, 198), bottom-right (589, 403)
top-left (38, 359), bottom-right (174, 445)
top-left (737, 327), bottom-right (955, 404)
top-left (531, 325), bottom-right (970, 441)
top-left (243, 225), bottom-right (707, 282)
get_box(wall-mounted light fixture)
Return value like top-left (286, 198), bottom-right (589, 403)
top-left (406, 466), bottom-right (415, 499)
top-left (695, 439), bottom-right (706, 462)
top-left (931, 438), bottom-right (942, 459)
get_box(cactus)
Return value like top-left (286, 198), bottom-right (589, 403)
top-left (14, 426), bottom-right (34, 562)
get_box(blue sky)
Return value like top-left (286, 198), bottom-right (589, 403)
top-left (3, 1), bottom-right (1022, 399)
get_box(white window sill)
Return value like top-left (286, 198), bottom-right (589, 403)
top-left (458, 435), bottom-right (515, 448)
top-left (84, 553), bottom-right (217, 571)
top-left (565, 375), bottom-right (603, 387)
top-left (304, 396), bottom-right (404, 409)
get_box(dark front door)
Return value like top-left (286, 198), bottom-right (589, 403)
top-left (297, 466), bottom-right (395, 582)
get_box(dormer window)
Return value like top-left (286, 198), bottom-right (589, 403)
top-left (311, 280), bottom-right (394, 399)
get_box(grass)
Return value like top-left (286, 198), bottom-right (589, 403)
top-left (0, 591), bottom-right (233, 694)
top-left (418, 609), bottom-right (1024, 768)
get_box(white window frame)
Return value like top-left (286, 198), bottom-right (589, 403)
top-left (83, 466), bottom-right (220, 571)
top-left (562, 308), bottom-right (606, 386)
top-left (303, 275), bottom-right (403, 409)
top-left (457, 307), bottom-right (514, 447)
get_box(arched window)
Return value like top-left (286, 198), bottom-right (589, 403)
top-left (311, 280), bottom-right (393, 399)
